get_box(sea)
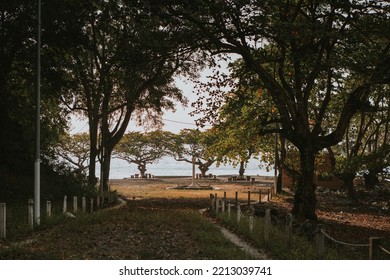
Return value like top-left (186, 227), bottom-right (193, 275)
top-left (106, 156), bottom-right (274, 179)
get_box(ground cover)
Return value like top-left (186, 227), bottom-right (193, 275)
top-left (1, 176), bottom-right (389, 259)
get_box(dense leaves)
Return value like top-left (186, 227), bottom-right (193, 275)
top-left (156, 0), bottom-right (390, 219)
top-left (114, 131), bottom-right (176, 177)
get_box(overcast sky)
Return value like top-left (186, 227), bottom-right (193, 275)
top-left (69, 56), bottom-right (236, 135)
top-left (69, 77), bottom-right (201, 135)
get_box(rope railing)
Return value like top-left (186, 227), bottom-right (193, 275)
top-left (321, 230), bottom-right (370, 248)
top-left (379, 245), bottom-right (390, 256)
top-left (316, 227), bottom-right (390, 259)
top-left (208, 191), bottom-right (390, 259)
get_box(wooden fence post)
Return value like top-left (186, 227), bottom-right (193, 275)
top-left (285, 213), bottom-right (293, 248)
top-left (315, 224), bottom-right (325, 259)
top-left (249, 206), bottom-right (254, 233)
top-left (264, 209), bottom-right (271, 245)
top-left (73, 196), bottom-right (78, 213)
top-left (248, 191), bottom-right (251, 208)
top-left (228, 203), bottom-right (231, 218)
top-left (259, 189), bottom-right (262, 203)
top-left (90, 197), bottom-right (94, 213)
top-left (210, 194), bottom-right (215, 211)
top-left (369, 237), bottom-right (382, 260)
top-left (113, 190), bottom-right (118, 203)
top-left (267, 189), bottom-right (271, 201)
top-left (28, 199), bottom-right (34, 230)
top-left (235, 191), bottom-right (238, 207)
top-left (46, 201), bottom-right (52, 218)
top-left (96, 195), bottom-right (101, 208)
top-left (216, 199), bottom-right (220, 214)
top-left (0, 203), bottom-right (6, 239)
top-left (63, 196), bottom-right (67, 213)
top-left (237, 203), bottom-right (241, 224)
top-left (82, 197), bottom-right (86, 212)
top-left (221, 198), bottom-right (225, 213)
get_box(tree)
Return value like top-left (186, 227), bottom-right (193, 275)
top-left (55, 132), bottom-right (91, 175)
top-left (333, 84), bottom-right (390, 195)
top-left (158, 0), bottom-right (390, 219)
top-left (201, 59), bottom-right (279, 178)
top-left (55, 0), bottom-right (202, 191)
top-left (169, 129), bottom-right (218, 177)
top-left (0, 0), bottom-right (72, 199)
top-left (114, 130), bottom-right (175, 177)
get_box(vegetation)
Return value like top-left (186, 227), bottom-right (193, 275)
top-left (1, 202), bottom-right (253, 260)
top-left (168, 128), bottom-right (220, 177)
top-left (1, 0), bottom-right (390, 261)
top-left (114, 130), bottom-right (176, 177)
top-left (160, 0), bottom-right (390, 220)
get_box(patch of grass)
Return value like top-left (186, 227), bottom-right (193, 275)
top-left (1, 204), bottom-right (254, 259)
top-left (214, 211), bottom-right (350, 260)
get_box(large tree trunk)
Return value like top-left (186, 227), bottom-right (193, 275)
top-left (277, 135), bottom-right (286, 193)
top-left (364, 170), bottom-right (379, 189)
top-left (138, 163), bottom-right (147, 178)
top-left (87, 119), bottom-right (99, 190)
top-left (292, 148), bottom-right (318, 221)
top-left (342, 172), bottom-right (356, 198)
top-left (238, 161), bottom-right (245, 177)
top-left (199, 165), bottom-right (209, 177)
top-left (100, 145), bottom-right (112, 192)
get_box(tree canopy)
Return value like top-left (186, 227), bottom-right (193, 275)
top-left (114, 130), bottom-right (176, 177)
top-left (155, 0), bottom-right (390, 219)
top-left (51, 0), bottom-right (205, 191)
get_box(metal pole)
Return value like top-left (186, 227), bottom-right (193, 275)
top-left (273, 131), bottom-right (278, 194)
top-left (191, 156), bottom-right (196, 186)
top-left (34, 0), bottom-right (42, 225)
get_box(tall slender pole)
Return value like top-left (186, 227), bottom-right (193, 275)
top-left (34, 0), bottom-right (41, 224)
top-left (273, 131), bottom-right (278, 195)
top-left (191, 156), bottom-right (196, 187)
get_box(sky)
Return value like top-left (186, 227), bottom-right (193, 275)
top-left (69, 77), bottom-right (201, 135)
top-left (69, 58), bottom-right (235, 135)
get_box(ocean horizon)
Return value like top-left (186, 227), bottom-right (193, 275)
top-left (105, 156), bottom-right (274, 179)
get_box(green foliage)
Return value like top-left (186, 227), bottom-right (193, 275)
top-left (114, 130), bottom-right (176, 176)
top-left (170, 129), bottom-right (219, 176)
top-left (55, 133), bottom-right (91, 174)
top-left (215, 210), bottom-right (362, 259)
top-left (167, 0), bottom-right (390, 219)
top-left (0, 1), bottom-right (80, 201)
top-left (1, 206), bottom-right (253, 260)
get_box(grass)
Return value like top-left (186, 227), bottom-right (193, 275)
top-left (213, 210), bottom-right (385, 260)
top-left (0, 202), bottom-right (254, 259)
top-left (3, 177), bottom-right (389, 260)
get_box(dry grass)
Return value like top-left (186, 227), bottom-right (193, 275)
top-left (110, 176), bottom-right (274, 201)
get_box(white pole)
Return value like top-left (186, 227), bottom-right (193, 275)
top-left (28, 199), bottom-right (34, 230)
top-left (34, 0), bottom-right (42, 225)
top-left (46, 201), bottom-right (51, 217)
top-left (63, 196), bottom-right (67, 213)
top-left (189, 156), bottom-right (196, 187)
top-left (73, 196), bottom-right (78, 213)
top-left (82, 197), bottom-right (86, 212)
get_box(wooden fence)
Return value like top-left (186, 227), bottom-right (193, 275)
top-left (0, 191), bottom-right (118, 239)
top-left (209, 192), bottom-right (390, 260)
